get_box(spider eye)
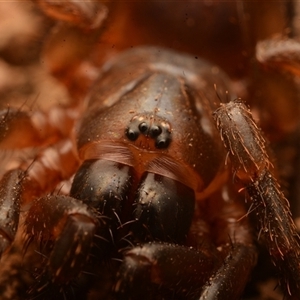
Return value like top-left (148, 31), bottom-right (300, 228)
top-left (156, 137), bottom-right (170, 149)
top-left (150, 125), bottom-right (162, 137)
top-left (126, 128), bottom-right (139, 141)
top-left (138, 122), bottom-right (148, 133)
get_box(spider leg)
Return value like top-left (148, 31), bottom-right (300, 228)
top-left (257, 37), bottom-right (300, 229)
top-left (199, 244), bottom-right (256, 300)
top-left (0, 169), bottom-right (24, 256)
top-left (22, 139), bottom-right (79, 203)
top-left (256, 38), bottom-right (300, 78)
top-left (0, 106), bottom-right (78, 149)
top-left (251, 37), bottom-right (300, 136)
top-left (114, 242), bottom-right (221, 300)
top-left (213, 99), bottom-right (300, 296)
top-left (34, 1), bottom-right (109, 101)
top-left (199, 183), bottom-right (257, 299)
top-left (25, 194), bottom-right (98, 284)
top-left (35, 0), bottom-right (108, 29)
top-left (0, 139), bottom-right (79, 260)
top-left (0, 139), bottom-right (80, 297)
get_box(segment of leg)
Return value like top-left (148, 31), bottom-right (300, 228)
top-left (0, 167), bottom-right (81, 296)
top-left (35, 0), bottom-right (109, 29)
top-left (247, 172), bottom-right (300, 296)
top-left (131, 172), bottom-right (195, 243)
top-left (36, 1), bottom-right (110, 100)
top-left (114, 242), bottom-right (221, 300)
top-left (255, 38), bottom-right (300, 139)
top-left (0, 106), bottom-right (78, 149)
top-left (22, 139), bottom-right (79, 204)
top-left (256, 38), bottom-right (300, 77)
top-left (214, 99), bottom-right (300, 296)
top-left (25, 194), bottom-right (97, 283)
top-left (198, 182), bottom-right (257, 299)
top-left (0, 169), bottom-right (24, 255)
top-left (200, 244), bottom-right (257, 300)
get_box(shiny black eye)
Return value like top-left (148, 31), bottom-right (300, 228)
top-left (138, 122), bottom-right (148, 133)
top-left (150, 125), bottom-right (162, 137)
top-left (155, 137), bottom-right (171, 149)
top-left (126, 128), bottom-right (139, 141)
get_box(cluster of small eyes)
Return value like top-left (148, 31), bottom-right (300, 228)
top-left (125, 117), bottom-right (171, 149)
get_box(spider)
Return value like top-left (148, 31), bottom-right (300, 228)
top-left (0, 1), bottom-right (300, 299)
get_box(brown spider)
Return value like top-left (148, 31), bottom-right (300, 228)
top-left (0, 1), bottom-right (300, 299)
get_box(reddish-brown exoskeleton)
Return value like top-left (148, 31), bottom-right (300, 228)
top-left (0, 1), bottom-right (300, 300)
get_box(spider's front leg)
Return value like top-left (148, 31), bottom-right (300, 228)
top-left (213, 99), bottom-right (300, 297)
